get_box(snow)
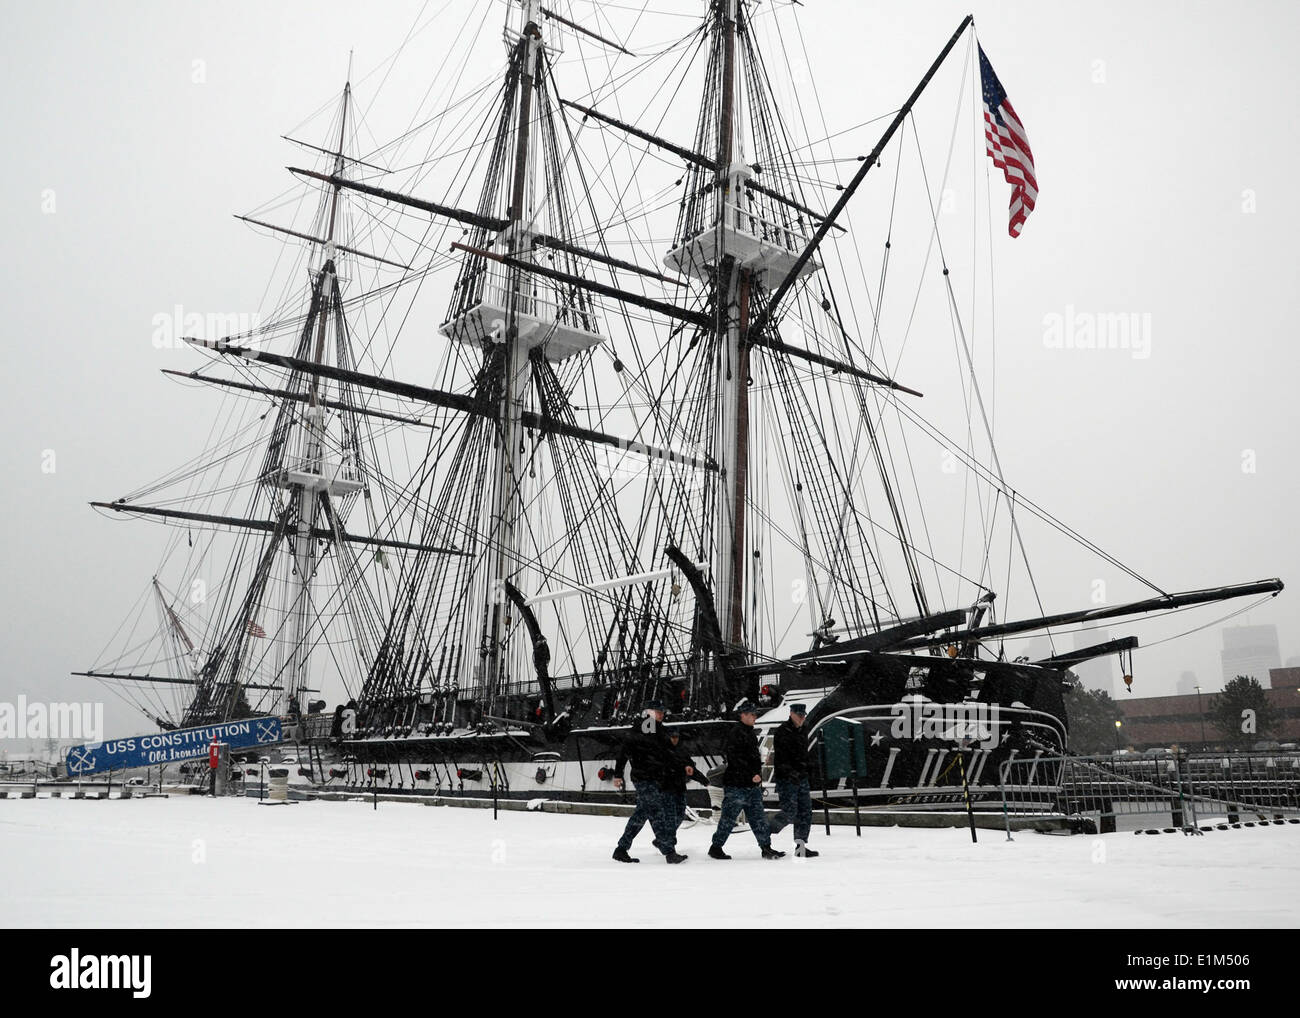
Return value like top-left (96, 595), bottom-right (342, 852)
top-left (2, 797), bottom-right (1297, 927)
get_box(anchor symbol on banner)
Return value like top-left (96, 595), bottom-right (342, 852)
top-left (256, 720), bottom-right (277, 743)
top-left (68, 747), bottom-right (96, 773)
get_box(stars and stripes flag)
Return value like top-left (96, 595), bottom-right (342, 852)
top-left (979, 44), bottom-right (1037, 238)
top-left (246, 619), bottom-right (266, 638)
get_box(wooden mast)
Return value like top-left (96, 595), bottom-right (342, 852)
top-left (715, 0), bottom-right (751, 654)
top-left (483, 0), bottom-right (543, 704)
top-left (283, 79), bottom-right (352, 719)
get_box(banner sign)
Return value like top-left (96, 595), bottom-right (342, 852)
top-left (65, 717), bottom-right (282, 776)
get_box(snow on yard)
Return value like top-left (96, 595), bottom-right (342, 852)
top-left (1, 797), bottom-right (1297, 927)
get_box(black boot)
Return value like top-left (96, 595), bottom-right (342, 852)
top-left (666, 851), bottom-right (688, 864)
top-left (708, 844), bottom-right (731, 860)
top-left (612, 847), bottom-right (640, 863)
top-left (761, 846), bottom-right (786, 860)
top-left (795, 839), bottom-right (819, 858)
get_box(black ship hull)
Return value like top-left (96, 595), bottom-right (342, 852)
top-left (332, 651), bottom-right (1069, 811)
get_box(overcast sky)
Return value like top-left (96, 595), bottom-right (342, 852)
top-left (2, 0), bottom-right (1297, 743)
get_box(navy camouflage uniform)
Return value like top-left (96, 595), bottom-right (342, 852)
top-left (614, 716), bottom-right (678, 856)
top-left (768, 714), bottom-right (813, 845)
top-left (711, 716), bottom-right (774, 852)
top-left (660, 732), bottom-right (710, 836)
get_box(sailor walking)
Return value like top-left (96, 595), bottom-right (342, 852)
top-left (612, 700), bottom-right (687, 864)
top-left (709, 701), bottom-right (785, 860)
top-left (767, 703), bottom-right (818, 857)
top-left (659, 727), bottom-right (710, 845)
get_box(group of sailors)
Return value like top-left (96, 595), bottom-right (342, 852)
top-left (611, 699), bottom-right (817, 863)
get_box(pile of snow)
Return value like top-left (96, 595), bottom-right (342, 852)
top-left (1, 798), bottom-right (1296, 927)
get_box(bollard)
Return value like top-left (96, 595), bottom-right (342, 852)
top-left (256, 767), bottom-right (292, 807)
top-left (848, 726), bottom-right (861, 836)
top-left (1173, 753), bottom-right (1197, 831)
top-left (1099, 797), bottom-right (1116, 834)
top-left (820, 741), bottom-right (831, 836)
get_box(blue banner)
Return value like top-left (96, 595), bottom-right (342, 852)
top-left (65, 717), bottom-right (283, 776)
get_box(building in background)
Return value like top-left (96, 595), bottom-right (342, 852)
top-left (1116, 686), bottom-right (1300, 750)
top-left (1175, 670), bottom-right (1199, 695)
top-left (1220, 625), bottom-right (1281, 685)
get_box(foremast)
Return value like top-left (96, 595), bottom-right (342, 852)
top-left (274, 81), bottom-right (366, 719)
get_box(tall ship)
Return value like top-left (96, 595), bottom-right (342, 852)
top-left (84, 1), bottom-right (1282, 810)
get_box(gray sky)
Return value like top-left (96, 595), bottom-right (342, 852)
top-left (2, 0), bottom-right (1297, 742)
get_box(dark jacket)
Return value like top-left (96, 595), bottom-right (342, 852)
top-left (661, 739), bottom-right (711, 795)
top-left (772, 718), bottom-right (810, 782)
top-left (721, 721), bottom-right (764, 788)
top-left (614, 719), bottom-right (674, 786)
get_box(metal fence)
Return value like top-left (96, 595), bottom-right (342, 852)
top-left (999, 751), bottom-right (1300, 835)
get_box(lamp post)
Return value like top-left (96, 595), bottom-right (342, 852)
top-left (1113, 719), bottom-right (1123, 752)
top-left (1194, 685), bottom-right (1206, 750)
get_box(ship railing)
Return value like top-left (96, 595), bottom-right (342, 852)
top-left (726, 199), bottom-right (814, 254)
top-left (278, 449), bottom-right (362, 487)
top-left (471, 259), bottom-right (598, 334)
top-left (487, 665), bottom-right (697, 699)
top-left (299, 714), bottom-right (334, 741)
top-left (998, 750), bottom-right (1300, 837)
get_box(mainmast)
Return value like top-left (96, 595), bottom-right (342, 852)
top-left (483, 1), bottom-right (541, 696)
top-left (430, 0), bottom-right (603, 702)
top-left (714, 0), bottom-right (748, 653)
top-left (665, 0), bottom-right (821, 659)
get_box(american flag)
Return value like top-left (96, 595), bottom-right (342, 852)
top-left (979, 44), bottom-right (1037, 238)
top-left (246, 619), bottom-right (266, 638)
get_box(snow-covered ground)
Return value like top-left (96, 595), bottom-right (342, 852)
top-left (2, 797), bottom-right (1297, 927)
